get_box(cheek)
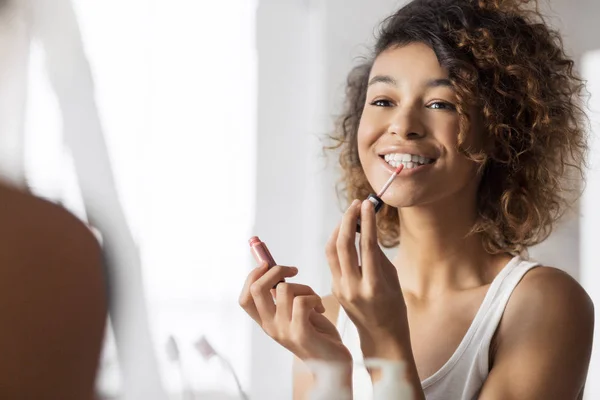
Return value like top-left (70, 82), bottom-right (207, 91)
top-left (434, 118), bottom-right (461, 145)
top-left (356, 118), bottom-right (377, 159)
top-left (357, 108), bottom-right (387, 143)
top-left (449, 112), bottom-right (483, 152)
top-left (436, 120), bottom-right (479, 172)
top-left (434, 118), bottom-right (473, 162)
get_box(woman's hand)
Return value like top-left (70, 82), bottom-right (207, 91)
top-left (326, 199), bottom-right (410, 360)
top-left (239, 263), bottom-right (352, 363)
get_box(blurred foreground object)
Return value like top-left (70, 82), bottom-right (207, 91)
top-left (303, 360), bottom-right (352, 400)
top-left (0, 182), bottom-right (107, 399)
top-left (166, 335), bottom-right (195, 400)
top-left (364, 359), bottom-right (413, 399)
top-left (301, 359), bottom-right (413, 400)
top-left (195, 336), bottom-right (249, 400)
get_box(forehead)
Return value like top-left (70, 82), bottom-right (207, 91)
top-left (370, 42), bottom-right (449, 82)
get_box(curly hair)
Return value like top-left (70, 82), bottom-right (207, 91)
top-left (327, 0), bottom-right (588, 253)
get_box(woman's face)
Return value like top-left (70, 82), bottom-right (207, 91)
top-left (358, 42), bottom-right (479, 209)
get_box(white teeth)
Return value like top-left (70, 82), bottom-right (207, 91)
top-left (382, 152), bottom-right (435, 169)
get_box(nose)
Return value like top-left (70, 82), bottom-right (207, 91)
top-left (387, 107), bottom-right (425, 140)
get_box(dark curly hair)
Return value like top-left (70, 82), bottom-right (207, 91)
top-left (328, 0), bottom-right (588, 254)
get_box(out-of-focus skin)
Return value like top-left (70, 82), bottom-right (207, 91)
top-left (0, 182), bottom-right (107, 399)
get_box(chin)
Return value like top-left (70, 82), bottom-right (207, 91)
top-left (380, 189), bottom-right (423, 209)
top-left (385, 200), bottom-right (419, 209)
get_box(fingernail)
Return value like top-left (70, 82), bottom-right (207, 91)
top-left (291, 267), bottom-right (298, 273)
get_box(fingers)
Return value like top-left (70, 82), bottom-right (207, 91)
top-left (359, 199), bottom-right (381, 284)
top-left (246, 265), bottom-right (298, 324)
top-left (326, 224), bottom-right (342, 281)
top-left (275, 283), bottom-right (324, 322)
top-left (337, 200), bottom-right (361, 280)
top-left (290, 295), bottom-right (327, 327)
top-left (239, 262), bottom-right (269, 322)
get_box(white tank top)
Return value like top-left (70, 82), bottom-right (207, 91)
top-left (336, 255), bottom-right (540, 400)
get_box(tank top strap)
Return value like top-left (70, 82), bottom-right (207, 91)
top-left (470, 256), bottom-right (541, 377)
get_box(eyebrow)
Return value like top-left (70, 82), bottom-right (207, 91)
top-left (367, 75), bottom-right (453, 89)
top-left (426, 78), bottom-right (453, 88)
top-left (368, 75), bottom-right (397, 87)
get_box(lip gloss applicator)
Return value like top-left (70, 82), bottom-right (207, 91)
top-left (356, 164), bottom-right (403, 233)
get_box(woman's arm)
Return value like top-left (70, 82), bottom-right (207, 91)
top-left (293, 295), bottom-right (344, 400)
top-left (479, 267), bottom-right (593, 400)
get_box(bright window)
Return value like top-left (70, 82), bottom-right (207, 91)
top-left (25, 0), bottom-right (257, 397)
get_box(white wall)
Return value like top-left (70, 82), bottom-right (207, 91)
top-left (252, 1), bottom-right (312, 398)
top-left (581, 50), bottom-right (600, 400)
top-left (526, 0), bottom-right (600, 279)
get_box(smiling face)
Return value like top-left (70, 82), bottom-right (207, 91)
top-left (358, 42), bottom-right (480, 208)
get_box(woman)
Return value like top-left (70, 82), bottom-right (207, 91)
top-left (239, 0), bottom-right (594, 398)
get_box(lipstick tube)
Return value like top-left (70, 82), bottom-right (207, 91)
top-left (249, 236), bottom-right (277, 267)
top-left (249, 236), bottom-right (284, 287)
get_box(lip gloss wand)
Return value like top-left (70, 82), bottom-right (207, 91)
top-left (356, 164), bottom-right (403, 233)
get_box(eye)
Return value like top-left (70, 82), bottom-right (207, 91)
top-left (370, 99), bottom-right (394, 107)
top-left (427, 101), bottom-right (456, 111)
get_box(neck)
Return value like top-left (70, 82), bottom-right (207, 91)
top-left (393, 185), bottom-right (507, 299)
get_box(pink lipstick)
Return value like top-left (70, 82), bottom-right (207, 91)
top-left (249, 236), bottom-right (284, 287)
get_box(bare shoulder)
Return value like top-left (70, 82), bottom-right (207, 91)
top-left (0, 185), bottom-right (107, 399)
top-left (0, 184), bottom-right (106, 313)
top-left (482, 266), bottom-right (594, 398)
top-left (1, 185), bottom-right (100, 248)
top-left (504, 266), bottom-right (594, 330)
